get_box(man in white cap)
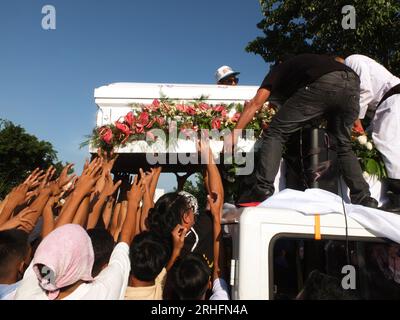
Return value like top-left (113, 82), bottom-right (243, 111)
top-left (215, 65), bottom-right (240, 85)
top-left (338, 54), bottom-right (400, 212)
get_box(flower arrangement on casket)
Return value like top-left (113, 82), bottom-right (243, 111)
top-left (83, 97), bottom-right (276, 151)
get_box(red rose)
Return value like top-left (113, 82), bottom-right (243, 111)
top-left (146, 119), bottom-right (155, 129)
top-left (185, 106), bottom-right (197, 116)
top-left (176, 104), bottom-right (186, 113)
top-left (232, 112), bottom-right (241, 122)
top-left (152, 99), bottom-right (160, 108)
top-left (213, 105), bottom-right (226, 113)
top-left (98, 126), bottom-right (113, 144)
top-left (138, 112), bottom-right (150, 126)
top-left (211, 118), bottom-right (222, 130)
top-left (124, 112), bottom-right (135, 127)
top-left (115, 121), bottom-right (131, 137)
top-left (199, 103), bottom-right (210, 111)
top-left (155, 117), bottom-right (166, 126)
top-left (136, 125), bottom-right (144, 134)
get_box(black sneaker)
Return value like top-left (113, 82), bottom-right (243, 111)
top-left (357, 196), bottom-right (378, 209)
top-left (236, 188), bottom-right (273, 207)
top-left (379, 193), bottom-right (400, 213)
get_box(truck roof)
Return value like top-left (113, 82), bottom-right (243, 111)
top-left (239, 206), bottom-right (384, 240)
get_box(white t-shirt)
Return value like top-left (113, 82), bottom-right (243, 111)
top-left (345, 54), bottom-right (400, 119)
top-left (15, 242), bottom-right (130, 300)
top-left (209, 278), bottom-right (230, 300)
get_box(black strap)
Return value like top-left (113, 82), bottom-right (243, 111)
top-left (366, 83), bottom-right (400, 121)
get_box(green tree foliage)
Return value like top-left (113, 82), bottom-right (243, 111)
top-left (247, 0), bottom-right (400, 74)
top-left (0, 119), bottom-right (63, 199)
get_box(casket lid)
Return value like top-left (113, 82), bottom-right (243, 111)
top-left (94, 82), bottom-right (258, 102)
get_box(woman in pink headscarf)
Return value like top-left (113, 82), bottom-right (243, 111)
top-left (15, 224), bottom-right (131, 300)
top-left (34, 224), bottom-right (94, 300)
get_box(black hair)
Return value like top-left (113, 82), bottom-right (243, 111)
top-left (129, 231), bottom-right (169, 282)
top-left (0, 229), bottom-right (29, 278)
top-left (146, 192), bottom-right (193, 244)
top-left (298, 270), bottom-right (358, 300)
top-left (87, 228), bottom-right (115, 277)
top-left (172, 253), bottom-right (211, 300)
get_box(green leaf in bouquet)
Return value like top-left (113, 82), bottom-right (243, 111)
top-left (365, 159), bottom-right (379, 175)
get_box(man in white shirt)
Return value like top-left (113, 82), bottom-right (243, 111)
top-left (342, 54), bottom-right (400, 212)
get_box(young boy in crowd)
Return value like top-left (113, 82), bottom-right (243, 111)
top-left (0, 229), bottom-right (31, 300)
top-left (125, 231), bottom-right (169, 300)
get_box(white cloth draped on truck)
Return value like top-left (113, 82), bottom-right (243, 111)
top-left (258, 188), bottom-right (400, 244)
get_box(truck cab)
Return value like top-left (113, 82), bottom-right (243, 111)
top-left (229, 206), bottom-right (400, 300)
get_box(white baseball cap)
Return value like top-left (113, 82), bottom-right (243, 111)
top-left (215, 65), bottom-right (240, 83)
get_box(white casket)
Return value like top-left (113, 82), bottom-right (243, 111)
top-left (92, 82), bottom-right (259, 155)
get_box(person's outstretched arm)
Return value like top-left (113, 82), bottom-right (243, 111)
top-left (55, 158), bottom-right (102, 228)
top-left (224, 88), bottom-right (270, 151)
top-left (208, 193), bottom-right (229, 300)
top-left (120, 175), bottom-right (144, 245)
top-left (87, 172), bottom-right (121, 229)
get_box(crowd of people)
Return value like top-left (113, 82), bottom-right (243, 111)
top-left (0, 143), bottom-right (229, 300)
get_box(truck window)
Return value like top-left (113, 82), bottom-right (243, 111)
top-left (271, 236), bottom-right (400, 300)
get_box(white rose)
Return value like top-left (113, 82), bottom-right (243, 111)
top-left (357, 135), bottom-right (368, 145)
top-left (363, 171), bottom-right (370, 180)
top-left (366, 142), bottom-right (373, 150)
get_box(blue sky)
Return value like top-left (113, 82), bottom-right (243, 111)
top-left (0, 0), bottom-right (268, 191)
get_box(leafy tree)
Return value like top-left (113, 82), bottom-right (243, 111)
top-left (0, 119), bottom-right (63, 199)
top-left (247, 0), bottom-right (400, 74)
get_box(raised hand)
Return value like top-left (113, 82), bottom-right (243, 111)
top-left (8, 184), bottom-right (29, 207)
top-left (102, 172), bottom-right (122, 197)
top-left (39, 166), bottom-right (56, 190)
top-left (23, 168), bottom-right (44, 190)
top-left (171, 224), bottom-right (188, 253)
top-left (74, 158), bottom-right (103, 196)
top-left (139, 168), bottom-right (153, 189)
top-left (98, 148), bottom-right (119, 174)
top-left (0, 209), bottom-right (37, 232)
top-left (127, 175), bottom-right (145, 206)
top-left (166, 224), bottom-right (188, 271)
top-left (58, 163), bottom-right (76, 189)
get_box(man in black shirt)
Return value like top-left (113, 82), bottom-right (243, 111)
top-left (225, 54), bottom-right (378, 208)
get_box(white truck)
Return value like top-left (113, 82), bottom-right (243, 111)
top-left (227, 206), bottom-right (400, 299)
top-left (93, 82), bottom-right (399, 300)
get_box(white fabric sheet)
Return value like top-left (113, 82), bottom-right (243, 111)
top-left (259, 188), bottom-right (400, 244)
